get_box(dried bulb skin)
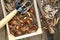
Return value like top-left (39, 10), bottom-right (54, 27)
top-left (27, 30), bottom-right (31, 33)
top-left (10, 31), bottom-right (15, 35)
top-left (21, 26), bottom-right (29, 32)
top-left (10, 29), bottom-right (15, 36)
top-left (30, 25), bottom-right (38, 31)
top-left (29, 8), bottom-right (34, 13)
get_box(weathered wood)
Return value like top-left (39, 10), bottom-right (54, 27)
top-left (0, 0), bottom-right (7, 40)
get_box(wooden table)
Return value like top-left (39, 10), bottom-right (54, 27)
top-left (0, 0), bottom-right (60, 40)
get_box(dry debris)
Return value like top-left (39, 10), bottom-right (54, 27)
top-left (39, 0), bottom-right (60, 34)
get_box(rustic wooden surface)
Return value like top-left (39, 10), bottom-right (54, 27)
top-left (0, 0), bottom-right (60, 40)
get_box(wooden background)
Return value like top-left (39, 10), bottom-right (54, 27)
top-left (0, 0), bottom-right (60, 40)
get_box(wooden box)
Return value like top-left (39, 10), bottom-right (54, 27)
top-left (1, 0), bottom-right (42, 40)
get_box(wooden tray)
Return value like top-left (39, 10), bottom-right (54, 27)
top-left (1, 0), bottom-right (42, 40)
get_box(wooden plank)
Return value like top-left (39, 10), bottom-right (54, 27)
top-left (0, 0), bottom-right (8, 40)
top-left (0, 0), bottom-right (5, 40)
top-left (55, 20), bottom-right (60, 40)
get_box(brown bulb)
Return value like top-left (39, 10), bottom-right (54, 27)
top-left (21, 24), bottom-right (24, 26)
top-left (14, 30), bottom-right (19, 32)
top-left (21, 27), bottom-right (26, 31)
top-left (15, 26), bottom-right (19, 30)
top-left (9, 25), bottom-right (13, 29)
top-left (27, 20), bottom-right (30, 24)
top-left (29, 18), bottom-right (33, 21)
top-left (16, 31), bottom-right (21, 36)
top-left (24, 17), bottom-right (27, 19)
top-left (26, 27), bottom-right (29, 31)
top-left (30, 25), bottom-right (38, 30)
top-left (12, 20), bottom-right (17, 24)
top-left (29, 9), bottom-right (34, 13)
top-left (27, 29), bottom-right (32, 33)
top-left (20, 20), bottom-right (24, 24)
